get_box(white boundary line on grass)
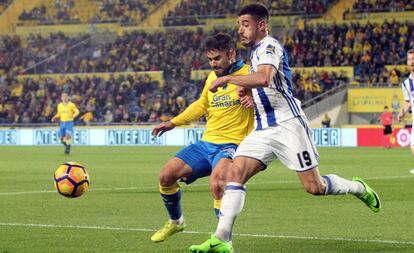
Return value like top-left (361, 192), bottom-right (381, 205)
top-left (0, 222), bottom-right (413, 245)
top-left (0, 175), bottom-right (412, 196)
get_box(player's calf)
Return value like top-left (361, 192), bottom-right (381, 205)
top-left (60, 137), bottom-right (67, 146)
top-left (297, 167), bottom-right (326, 195)
top-left (303, 180), bottom-right (325, 195)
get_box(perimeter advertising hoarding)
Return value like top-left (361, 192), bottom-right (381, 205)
top-left (105, 129), bottom-right (164, 146)
top-left (33, 129), bottom-right (89, 145)
top-left (0, 127), bottom-right (364, 147)
top-left (0, 129), bottom-right (18, 145)
top-left (357, 128), bottom-right (411, 147)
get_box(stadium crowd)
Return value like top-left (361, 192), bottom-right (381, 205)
top-left (0, 70), bottom-right (344, 124)
top-left (352, 0), bottom-right (414, 13)
top-left (163, 0), bottom-right (337, 26)
top-left (0, 28), bottom-right (240, 80)
top-left (1, 1), bottom-right (413, 124)
top-left (19, 0), bottom-right (79, 25)
top-left (0, 73), bottom-right (202, 124)
top-left (1, 18), bottom-right (413, 123)
top-left (292, 69), bottom-right (349, 102)
top-left (284, 20), bottom-right (414, 82)
top-left (97, 0), bottom-right (164, 24)
top-left (18, 0), bottom-right (164, 26)
top-left (0, 0), bottom-right (12, 14)
top-left (163, 0), bottom-right (240, 26)
top-left (267, 0), bottom-right (337, 16)
top-left (3, 19), bottom-right (413, 81)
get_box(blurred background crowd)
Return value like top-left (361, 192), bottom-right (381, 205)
top-left (0, 0), bottom-right (413, 124)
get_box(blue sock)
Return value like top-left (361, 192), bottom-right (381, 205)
top-left (214, 199), bottom-right (221, 219)
top-left (161, 191), bottom-right (182, 220)
top-left (214, 208), bottom-right (220, 219)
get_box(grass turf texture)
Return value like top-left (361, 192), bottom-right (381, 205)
top-left (0, 146), bottom-right (413, 253)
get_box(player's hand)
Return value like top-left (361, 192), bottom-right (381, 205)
top-left (51, 117), bottom-right (57, 123)
top-left (152, 121), bottom-right (175, 137)
top-left (240, 95), bottom-right (254, 108)
top-left (209, 76), bottom-right (228, 93)
top-left (237, 86), bottom-right (248, 97)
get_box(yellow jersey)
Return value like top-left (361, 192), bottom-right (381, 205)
top-left (171, 61), bottom-right (254, 145)
top-left (55, 102), bottom-right (79, 122)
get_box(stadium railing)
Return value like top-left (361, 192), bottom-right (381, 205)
top-left (302, 81), bottom-right (348, 109)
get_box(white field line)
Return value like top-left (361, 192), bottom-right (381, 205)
top-left (0, 175), bottom-right (412, 196)
top-left (0, 222), bottom-right (413, 245)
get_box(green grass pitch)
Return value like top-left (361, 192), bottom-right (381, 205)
top-left (0, 146), bottom-right (413, 253)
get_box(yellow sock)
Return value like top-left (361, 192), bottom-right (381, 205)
top-left (214, 199), bottom-right (221, 219)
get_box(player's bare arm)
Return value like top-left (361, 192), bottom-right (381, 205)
top-left (209, 64), bottom-right (276, 92)
top-left (398, 101), bottom-right (411, 121)
top-left (152, 97), bottom-right (208, 137)
top-left (152, 121), bottom-right (176, 137)
top-left (51, 112), bottom-right (60, 123)
top-left (73, 107), bottom-right (80, 119)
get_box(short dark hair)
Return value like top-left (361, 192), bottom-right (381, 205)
top-left (204, 33), bottom-right (235, 52)
top-left (408, 49), bottom-right (414, 55)
top-left (384, 106), bottom-right (389, 109)
top-left (238, 3), bottom-right (269, 22)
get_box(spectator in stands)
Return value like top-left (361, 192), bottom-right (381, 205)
top-left (370, 113), bottom-right (378, 125)
top-left (104, 109), bottom-right (113, 123)
top-left (80, 111), bottom-right (94, 125)
top-left (389, 69), bottom-right (400, 86)
top-left (321, 113), bottom-right (331, 128)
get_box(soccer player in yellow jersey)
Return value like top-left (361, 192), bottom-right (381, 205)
top-left (51, 92), bottom-right (79, 154)
top-left (150, 33), bottom-right (254, 242)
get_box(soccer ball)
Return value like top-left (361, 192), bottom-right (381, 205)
top-left (54, 162), bottom-right (90, 198)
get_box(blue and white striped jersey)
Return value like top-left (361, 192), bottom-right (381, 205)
top-left (401, 74), bottom-right (414, 123)
top-left (249, 35), bottom-right (304, 130)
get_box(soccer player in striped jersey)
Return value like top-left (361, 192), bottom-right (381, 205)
top-left (190, 4), bottom-right (380, 253)
top-left (150, 33), bottom-right (254, 243)
top-left (398, 49), bottom-right (414, 154)
top-left (51, 92), bottom-right (79, 154)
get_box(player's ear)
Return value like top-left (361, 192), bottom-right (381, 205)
top-left (258, 19), bottom-right (267, 33)
top-left (229, 48), bottom-right (236, 61)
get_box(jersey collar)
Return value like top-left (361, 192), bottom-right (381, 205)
top-left (251, 36), bottom-right (270, 52)
top-left (225, 60), bottom-right (244, 75)
top-left (251, 41), bottom-right (262, 52)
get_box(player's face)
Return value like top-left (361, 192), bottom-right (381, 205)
top-left (206, 49), bottom-right (232, 76)
top-left (61, 93), bottom-right (69, 103)
top-left (407, 53), bottom-right (414, 72)
top-left (238, 14), bottom-right (265, 47)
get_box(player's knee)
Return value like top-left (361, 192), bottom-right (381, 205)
top-left (224, 164), bottom-right (241, 182)
top-left (209, 174), bottom-right (220, 188)
top-left (158, 167), bottom-right (176, 186)
top-left (209, 175), bottom-right (224, 199)
top-left (411, 148), bottom-right (414, 156)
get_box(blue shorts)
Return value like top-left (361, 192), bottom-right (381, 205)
top-left (175, 140), bottom-right (238, 184)
top-left (59, 121), bottom-right (74, 138)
